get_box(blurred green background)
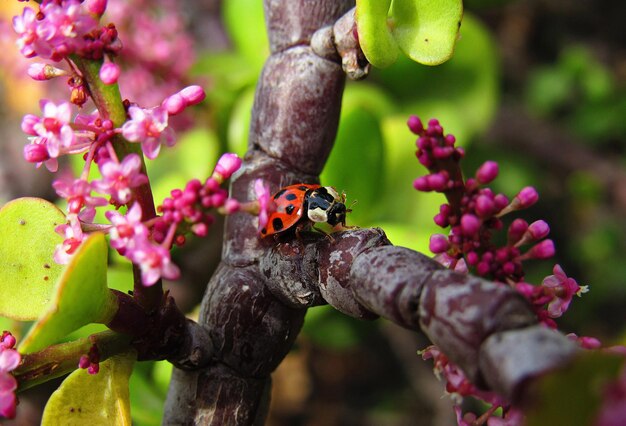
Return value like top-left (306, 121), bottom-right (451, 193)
top-left (1, 0), bottom-right (625, 424)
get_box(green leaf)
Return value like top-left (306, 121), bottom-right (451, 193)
top-left (19, 233), bottom-right (117, 354)
top-left (0, 198), bottom-right (65, 320)
top-left (373, 13), bottom-right (499, 138)
top-left (42, 353), bottom-right (135, 426)
top-left (129, 364), bottom-right (167, 426)
top-left (525, 352), bottom-right (624, 426)
top-left (355, 0), bottom-right (400, 68)
top-left (390, 0), bottom-right (463, 66)
top-left (321, 85), bottom-right (390, 224)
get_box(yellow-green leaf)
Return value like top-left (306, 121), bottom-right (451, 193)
top-left (390, 0), bottom-right (463, 66)
top-left (19, 233), bottom-right (117, 354)
top-left (355, 0), bottom-right (400, 68)
top-left (42, 353), bottom-right (135, 426)
top-left (0, 198), bottom-right (65, 320)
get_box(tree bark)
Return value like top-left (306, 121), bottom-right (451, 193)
top-left (164, 1), bottom-right (353, 424)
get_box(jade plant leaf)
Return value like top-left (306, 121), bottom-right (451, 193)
top-left (390, 0), bottom-right (463, 66)
top-left (355, 0), bottom-right (400, 68)
top-left (41, 353), bottom-right (135, 426)
top-left (19, 233), bottom-right (117, 354)
top-left (0, 198), bottom-right (65, 320)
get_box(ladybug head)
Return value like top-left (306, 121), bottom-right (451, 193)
top-left (326, 201), bottom-right (347, 226)
top-left (305, 186), bottom-right (348, 227)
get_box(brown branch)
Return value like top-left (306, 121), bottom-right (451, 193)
top-left (164, 1), bottom-right (353, 424)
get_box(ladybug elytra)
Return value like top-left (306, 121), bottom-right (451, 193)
top-left (260, 184), bottom-right (348, 237)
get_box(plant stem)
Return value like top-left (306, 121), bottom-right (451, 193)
top-left (72, 57), bottom-right (163, 312)
top-left (14, 331), bottom-right (131, 392)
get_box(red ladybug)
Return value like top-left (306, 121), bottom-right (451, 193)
top-left (260, 184), bottom-right (348, 237)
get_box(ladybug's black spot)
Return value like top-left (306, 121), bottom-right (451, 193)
top-left (272, 217), bottom-right (284, 231)
top-left (261, 227), bottom-right (267, 234)
top-left (273, 189), bottom-right (286, 200)
top-left (298, 185), bottom-right (309, 191)
top-left (286, 204), bottom-right (295, 215)
top-left (285, 193), bottom-right (297, 201)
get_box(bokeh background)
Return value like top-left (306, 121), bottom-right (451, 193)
top-left (1, 0), bottom-right (625, 424)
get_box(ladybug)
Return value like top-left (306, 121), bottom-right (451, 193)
top-left (260, 184), bottom-right (348, 237)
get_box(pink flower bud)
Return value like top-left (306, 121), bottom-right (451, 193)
top-left (460, 214), bottom-right (480, 236)
top-left (528, 220), bottom-right (550, 240)
top-left (475, 194), bottom-right (495, 217)
top-left (413, 176), bottom-right (430, 191)
top-left (191, 222), bottom-right (208, 237)
top-left (476, 161), bottom-right (499, 184)
top-left (429, 234), bottom-right (450, 254)
top-left (527, 239), bottom-right (555, 259)
top-left (516, 186), bottom-right (539, 209)
top-left (162, 93), bottom-right (186, 115)
top-left (99, 62), bottom-right (120, 85)
top-left (466, 251), bottom-right (479, 265)
top-left (212, 153), bottom-right (242, 182)
top-left (427, 172), bottom-right (447, 191)
top-left (1, 333), bottom-right (16, 349)
top-left (28, 64), bottom-right (48, 81)
top-left (180, 85), bottom-right (206, 106)
top-left (85, 0), bottom-right (108, 16)
top-left (23, 144), bottom-right (50, 163)
top-left (507, 218), bottom-right (528, 244)
top-left (21, 114), bottom-right (40, 135)
top-left (224, 198), bottom-right (240, 214)
top-left (407, 115), bottom-right (423, 135)
top-left (78, 355), bottom-right (91, 369)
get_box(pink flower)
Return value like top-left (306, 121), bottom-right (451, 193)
top-left (94, 154), bottom-right (148, 205)
top-left (99, 61), bottom-right (120, 85)
top-left (13, 7), bottom-right (45, 58)
top-left (53, 176), bottom-right (107, 221)
top-left (254, 179), bottom-right (271, 231)
top-left (0, 333), bottom-right (21, 419)
top-left (543, 264), bottom-right (587, 317)
top-left (26, 100), bottom-right (83, 162)
top-left (129, 241), bottom-right (180, 286)
top-left (27, 63), bottom-right (66, 81)
top-left (121, 106), bottom-right (175, 159)
top-left (212, 153), bottom-right (242, 183)
top-left (162, 85), bottom-right (206, 115)
top-left (54, 214), bottom-right (86, 264)
top-left (105, 203), bottom-right (148, 255)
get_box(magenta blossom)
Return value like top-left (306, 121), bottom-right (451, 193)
top-left (53, 176), bottom-right (107, 221)
top-left (0, 333), bottom-right (20, 419)
top-left (94, 154), bottom-right (148, 205)
top-left (54, 214), bottom-right (86, 264)
top-left (212, 153), bottom-right (242, 183)
top-left (543, 264), bottom-right (588, 317)
top-left (129, 240), bottom-right (180, 286)
top-left (121, 106), bottom-right (175, 159)
top-left (105, 203), bottom-right (148, 255)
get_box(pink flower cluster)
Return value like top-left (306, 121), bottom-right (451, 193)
top-left (516, 264), bottom-right (588, 328)
top-left (155, 154), bottom-right (243, 242)
top-left (22, 100), bottom-right (94, 172)
top-left (421, 345), bottom-right (523, 426)
top-left (410, 116), bottom-right (555, 282)
top-left (0, 332), bottom-right (21, 419)
top-left (104, 0), bottom-right (196, 111)
top-left (409, 115), bottom-right (591, 426)
top-left (13, 0), bottom-right (98, 61)
top-left (78, 343), bottom-right (100, 375)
